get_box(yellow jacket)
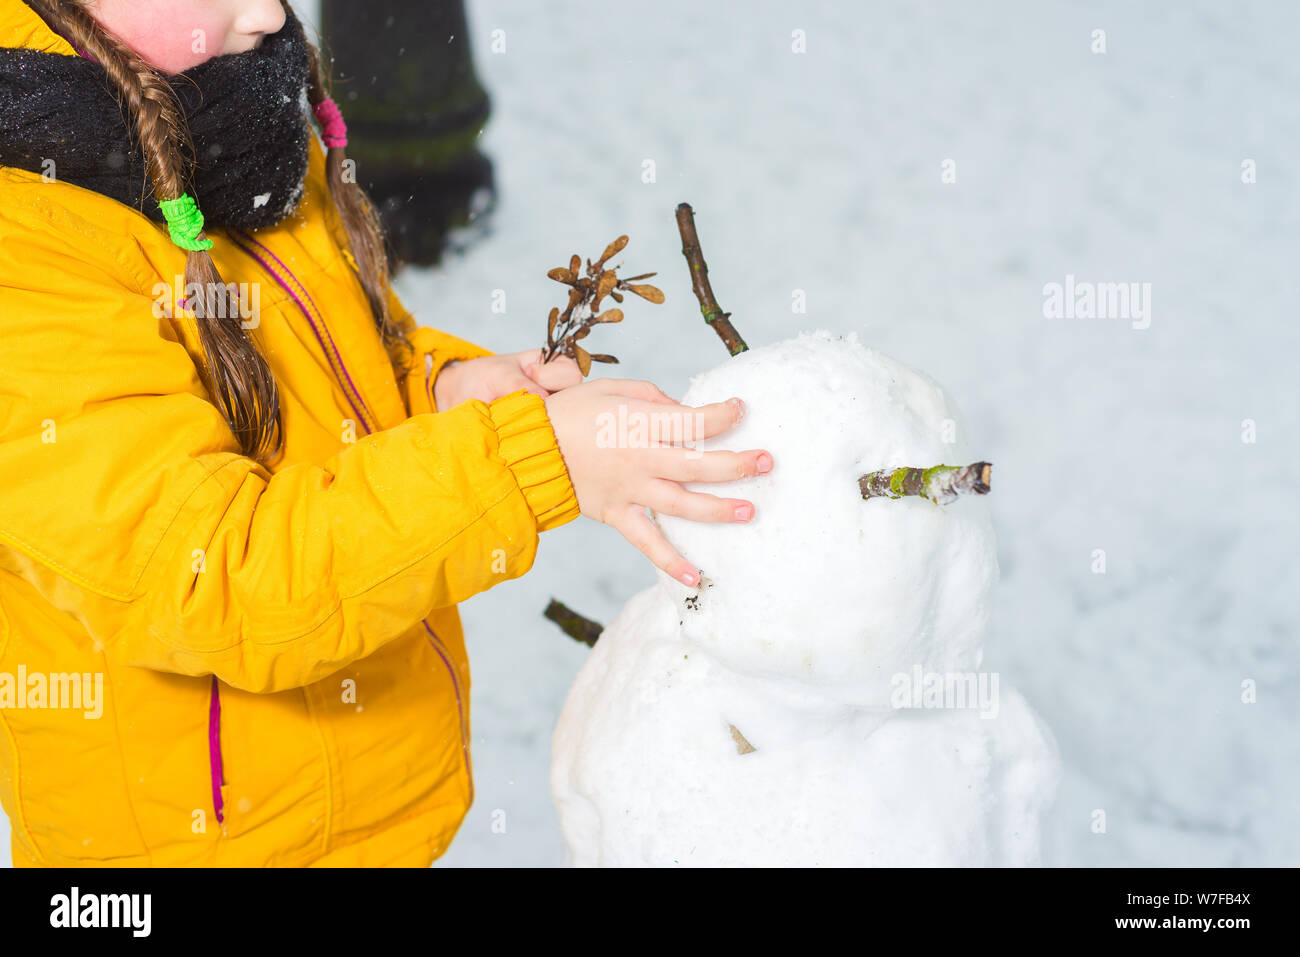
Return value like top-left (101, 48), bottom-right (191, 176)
top-left (0, 0), bottom-right (579, 866)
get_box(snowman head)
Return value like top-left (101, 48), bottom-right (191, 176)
top-left (651, 330), bottom-right (998, 708)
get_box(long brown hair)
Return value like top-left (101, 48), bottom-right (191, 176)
top-left (27, 0), bottom-right (411, 464)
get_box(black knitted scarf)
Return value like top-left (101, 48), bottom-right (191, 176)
top-left (0, 4), bottom-right (312, 230)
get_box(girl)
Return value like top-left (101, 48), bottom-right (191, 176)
top-left (0, 0), bottom-right (773, 866)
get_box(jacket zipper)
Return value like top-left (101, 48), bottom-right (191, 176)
top-left (230, 230), bottom-right (381, 432)
top-left (422, 622), bottom-right (474, 806)
top-left (208, 676), bottom-right (224, 827)
top-left (208, 230), bottom-right (473, 826)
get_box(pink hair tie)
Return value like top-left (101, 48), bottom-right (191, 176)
top-left (312, 97), bottom-right (348, 149)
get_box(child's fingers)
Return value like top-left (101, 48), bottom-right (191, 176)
top-left (513, 348), bottom-right (545, 367)
top-left (594, 377), bottom-right (680, 405)
top-left (651, 446), bottom-right (772, 484)
top-left (592, 385), bottom-right (744, 446)
top-left (640, 478), bottom-right (755, 524)
top-left (502, 371), bottom-right (549, 400)
top-left (608, 504), bottom-right (700, 586)
top-left (688, 397), bottom-right (747, 439)
top-left (626, 395), bottom-right (745, 445)
top-left (526, 355), bottom-right (582, 391)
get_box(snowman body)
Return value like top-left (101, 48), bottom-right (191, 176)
top-left (551, 331), bottom-right (1060, 866)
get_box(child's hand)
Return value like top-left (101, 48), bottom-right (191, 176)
top-left (433, 349), bottom-right (582, 410)
top-left (543, 378), bottom-right (773, 587)
top-left (517, 348), bottom-right (584, 392)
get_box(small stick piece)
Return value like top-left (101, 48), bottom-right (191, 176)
top-left (544, 599), bottom-right (604, 647)
top-left (675, 203), bottom-right (748, 356)
top-left (729, 724), bottom-right (757, 755)
top-left (858, 462), bottom-right (993, 506)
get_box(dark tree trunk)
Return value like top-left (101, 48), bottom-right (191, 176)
top-left (319, 0), bottom-right (494, 268)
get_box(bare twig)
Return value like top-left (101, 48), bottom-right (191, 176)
top-left (858, 462), bottom-right (993, 506)
top-left (675, 203), bottom-right (748, 356)
top-left (544, 598), bottom-right (605, 647)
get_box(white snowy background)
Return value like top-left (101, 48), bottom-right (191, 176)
top-left (3, 0), bottom-right (1296, 867)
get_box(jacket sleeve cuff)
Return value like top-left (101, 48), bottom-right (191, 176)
top-left (403, 325), bottom-right (497, 416)
top-left (486, 389), bottom-right (581, 533)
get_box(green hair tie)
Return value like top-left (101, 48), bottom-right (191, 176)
top-left (158, 194), bottom-right (214, 251)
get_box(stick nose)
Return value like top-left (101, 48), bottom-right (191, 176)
top-left (858, 462), bottom-right (993, 506)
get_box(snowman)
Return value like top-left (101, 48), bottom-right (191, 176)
top-left (550, 329), bottom-right (1061, 867)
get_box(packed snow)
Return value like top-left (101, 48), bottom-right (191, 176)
top-left (551, 332), bottom-right (1061, 865)
top-left (553, 586), bottom-right (1059, 866)
top-left (645, 332), bottom-right (998, 703)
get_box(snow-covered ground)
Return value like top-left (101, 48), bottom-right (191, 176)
top-left (420, 0), bottom-right (1299, 867)
top-left (3, 0), bottom-right (1295, 867)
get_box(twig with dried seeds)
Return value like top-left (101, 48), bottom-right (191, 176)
top-left (540, 235), bottom-right (664, 376)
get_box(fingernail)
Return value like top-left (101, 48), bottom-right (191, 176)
top-left (757, 453), bottom-right (773, 473)
top-left (733, 503), bottom-right (753, 522)
top-left (678, 568), bottom-right (698, 586)
top-left (729, 397), bottom-right (745, 419)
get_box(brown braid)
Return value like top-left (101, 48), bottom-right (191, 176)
top-left (29, 1), bottom-right (418, 464)
top-left (26, 0), bottom-right (282, 463)
top-left (301, 17), bottom-right (414, 377)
